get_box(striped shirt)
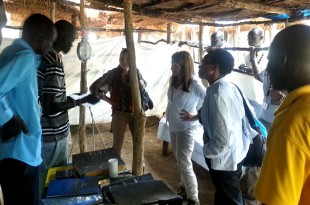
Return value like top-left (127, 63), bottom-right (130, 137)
top-left (38, 50), bottom-right (69, 142)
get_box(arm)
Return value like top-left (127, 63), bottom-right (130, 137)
top-left (137, 69), bottom-right (147, 89)
top-left (100, 95), bottom-right (113, 105)
top-left (203, 94), bottom-right (231, 158)
top-left (89, 70), bottom-right (113, 97)
top-left (249, 47), bottom-right (263, 82)
top-left (42, 93), bottom-right (77, 115)
top-left (0, 52), bottom-right (35, 138)
top-left (179, 109), bottom-right (199, 121)
top-left (269, 89), bottom-right (286, 102)
top-left (41, 53), bottom-right (99, 115)
top-left (179, 80), bottom-right (206, 121)
top-left (43, 93), bottom-right (99, 115)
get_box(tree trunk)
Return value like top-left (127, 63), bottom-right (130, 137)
top-left (123, 0), bottom-right (146, 176)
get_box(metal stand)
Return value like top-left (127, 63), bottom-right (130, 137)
top-left (69, 107), bottom-right (107, 158)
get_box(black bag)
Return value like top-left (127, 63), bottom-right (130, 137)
top-left (140, 88), bottom-right (153, 111)
top-left (234, 84), bottom-right (267, 167)
top-left (243, 131), bottom-right (266, 167)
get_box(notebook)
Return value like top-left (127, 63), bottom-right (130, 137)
top-left (46, 176), bottom-right (99, 198)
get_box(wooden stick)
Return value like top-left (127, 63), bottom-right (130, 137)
top-left (223, 47), bottom-right (269, 51)
top-left (179, 40), bottom-right (269, 52)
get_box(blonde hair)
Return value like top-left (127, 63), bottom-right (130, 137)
top-left (170, 51), bottom-right (194, 92)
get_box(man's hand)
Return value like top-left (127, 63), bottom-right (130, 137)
top-left (81, 94), bottom-right (100, 105)
top-left (249, 46), bottom-right (256, 61)
top-left (1, 115), bottom-right (29, 142)
top-left (270, 89), bottom-right (286, 102)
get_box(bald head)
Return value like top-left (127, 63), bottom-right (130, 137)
top-left (211, 31), bottom-right (224, 47)
top-left (267, 24), bottom-right (310, 92)
top-left (248, 27), bottom-right (264, 47)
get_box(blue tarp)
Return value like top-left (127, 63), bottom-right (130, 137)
top-left (264, 9), bottom-right (310, 20)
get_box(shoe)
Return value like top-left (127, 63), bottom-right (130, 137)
top-left (177, 184), bottom-right (187, 200)
top-left (187, 199), bottom-right (200, 205)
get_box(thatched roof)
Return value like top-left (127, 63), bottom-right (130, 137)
top-left (4, 0), bottom-right (310, 31)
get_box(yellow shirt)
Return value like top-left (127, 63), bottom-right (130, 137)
top-left (254, 85), bottom-right (310, 205)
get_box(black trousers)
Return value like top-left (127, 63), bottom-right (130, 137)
top-left (205, 158), bottom-right (244, 205)
top-left (0, 158), bottom-right (39, 205)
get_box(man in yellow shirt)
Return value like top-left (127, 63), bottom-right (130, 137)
top-left (254, 24), bottom-right (310, 205)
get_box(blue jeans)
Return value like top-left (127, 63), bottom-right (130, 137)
top-left (42, 137), bottom-right (68, 170)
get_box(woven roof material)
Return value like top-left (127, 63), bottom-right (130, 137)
top-left (4, 0), bottom-right (310, 30)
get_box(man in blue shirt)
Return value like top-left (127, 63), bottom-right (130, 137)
top-left (0, 14), bottom-right (56, 205)
top-left (199, 49), bottom-right (252, 205)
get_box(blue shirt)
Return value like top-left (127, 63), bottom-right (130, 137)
top-left (0, 39), bottom-right (42, 166)
top-left (200, 77), bottom-right (252, 171)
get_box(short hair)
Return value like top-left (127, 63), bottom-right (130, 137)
top-left (207, 48), bottom-right (234, 75)
top-left (120, 48), bottom-right (128, 54)
top-left (22, 13), bottom-right (54, 39)
top-left (54, 20), bottom-right (76, 37)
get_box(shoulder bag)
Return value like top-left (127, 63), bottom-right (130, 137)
top-left (233, 84), bottom-right (267, 167)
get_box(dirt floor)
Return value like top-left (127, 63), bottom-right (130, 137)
top-left (69, 116), bottom-right (215, 205)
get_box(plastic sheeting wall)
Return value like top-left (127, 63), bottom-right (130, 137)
top-left (0, 36), bottom-right (177, 124)
top-left (0, 36), bottom-right (263, 125)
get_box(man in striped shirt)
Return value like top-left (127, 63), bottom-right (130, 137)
top-left (38, 20), bottom-right (98, 169)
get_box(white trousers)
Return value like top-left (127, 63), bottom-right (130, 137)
top-left (170, 127), bottom-right (199, 201)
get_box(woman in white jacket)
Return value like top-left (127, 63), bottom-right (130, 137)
top-left (166, 51), bottom-right (206, 205)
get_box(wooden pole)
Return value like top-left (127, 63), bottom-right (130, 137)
top-left (123, 0), bottom-right (146, 176)
top-left (198, 24), bottom-right (204, 62)
top-left (79, 0), bottom-right (87, 153)
top-left (49, 2), bottom-right (55, 22)
top-left (167, 23), bottom-right (172, 44)
top-left (137, 32), bottom-right (142, 43)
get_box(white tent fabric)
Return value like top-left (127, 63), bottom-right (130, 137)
top-left (1, 36), bottom-right (264, 170)
top-left (1, 36), bottom-right (263, 125)
top-left (67, 36), bottom-right (177, 124)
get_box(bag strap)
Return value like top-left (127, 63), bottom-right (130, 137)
top-left (231, 83), bottom-right (259, 131)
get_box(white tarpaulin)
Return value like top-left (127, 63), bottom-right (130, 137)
top-left (1, 36), bottom-right (263, 125)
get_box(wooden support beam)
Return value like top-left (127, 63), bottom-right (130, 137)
top-left (123, 0), bottom-right (146, 177)
top-left (49, 2), bottom-right (56, 22)
top-left (78, 0), bottom-right (87, 153)
top-left (198, 24), bottom-right (204, 62)
top-left (167, 23), bottom-right (172, 44)
top-left (224, 47), bottom-right (269, 51)
top-left (219, 0), bottom-right (293, 15)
